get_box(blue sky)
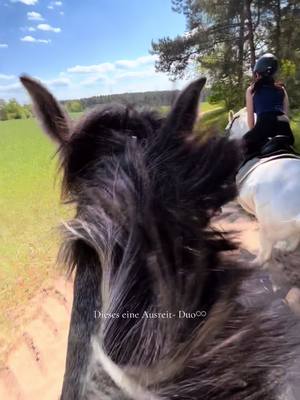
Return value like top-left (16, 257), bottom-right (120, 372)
top-left (0, 0), bottom-right (186, 102)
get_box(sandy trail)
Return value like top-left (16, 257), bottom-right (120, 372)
top-left (0, 202), bottom-right (298, 399)
top-left (0, 277), bottom-right (73, 400)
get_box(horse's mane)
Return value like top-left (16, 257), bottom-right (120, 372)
top-left (20, 76), bottom-right (300, 400)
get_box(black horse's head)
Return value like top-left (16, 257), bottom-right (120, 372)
top-left (21, 76), bottom-right (298, 400)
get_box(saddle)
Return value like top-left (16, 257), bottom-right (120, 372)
top-left (241, 135), bottom-right (299, 167)
top-left (236, 136), bottom-right (300, 188)
top-left (259, 135), bottom-right (297, 158)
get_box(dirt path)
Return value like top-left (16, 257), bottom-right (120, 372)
top-left (1, 203), bottom-right (298, 400)
top-left (0, 277), bottom-right (73, 400)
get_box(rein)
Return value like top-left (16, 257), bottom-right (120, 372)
top-left (224, 115), bottom-right (240, 137)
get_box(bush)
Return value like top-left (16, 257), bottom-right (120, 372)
top-left (66, 100), bottom-right (83, 113)
top-left (0, 99), bottom-right (33, 121)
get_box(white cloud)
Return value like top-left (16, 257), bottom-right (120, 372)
top-left (59, 11), bottom-right (64, 15)
top-left (28, 27), bottom-right (36, 31)
top-left (48, 1), bottom-right (62, 8)
top-left (116, 69), bottom-right (157, 80)
top-left (46, 77), bottom-right (70, 87)
top-left (21, 35), bottom-right (51, 44)
top-left (115, 55), bottom-right (157, 69)
top-left (66, 55), bottom-right (169, 95)
top-left (10, 0), bottom-right (38, 5)
top-left (27, 11), bottom-right (44, 21)
top-left (0, 82), bottom-right (22, 94)
top-left (37, 24), bottom-right (61, 33)
top-left (67, 56), bottom-right (158, 75)
top-left (61, 54), bottom-right (178, 100)
top-left (21, 35), bottom-right (36, 42)
top-left (81, 75), bottom-right (115, 87)
top-left (0, 43), bottom-right (8, 48)
top-left (0, 74), bottom-right (15, 80)
top-left (0, 54), bottom-right (178, 101)
top-left (68, 62), bottom-right (115, 74)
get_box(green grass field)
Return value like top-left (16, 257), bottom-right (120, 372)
top-left (0, 118), bottom-right (71, 360)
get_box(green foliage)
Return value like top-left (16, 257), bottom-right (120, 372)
top-left (278, 56), bottom-right (300, 109)
top-left (291, 112), bottom-right (300, 152)
top-left (280, 59), bottom-right (296, 80)
top-left (209, 78), bottom-right (241, 110)
top-left (66, 100), bottom-right (83, 113)
top-left (0, 99), bottom-right (33, 121)
top-left (0, 100), bottom-right (6, 121)
top-left (208, 73), bottom-right (252, 110)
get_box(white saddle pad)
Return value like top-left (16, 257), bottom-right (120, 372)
top-left (236, 153), bottom-right (300, 188)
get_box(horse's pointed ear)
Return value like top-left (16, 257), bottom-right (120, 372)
top-left (164, 77), bottom-right (206, 136)
top-left (228, 110), bottom-right (234, 122)
top-left (20, 75), bottom-right (70, 144)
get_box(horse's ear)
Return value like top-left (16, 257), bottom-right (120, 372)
top-left (228, 110), bottom-right (234, 122)
top-left (20, 75), bottom-right (70, 144)
top-left (164, 77), bottom-right (206, 136)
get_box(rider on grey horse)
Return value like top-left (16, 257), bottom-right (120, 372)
top-left (244, 53), bottom-right (295, 159)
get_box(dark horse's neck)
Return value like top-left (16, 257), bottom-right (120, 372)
top-left (60, 243), bottom-right (105, 399)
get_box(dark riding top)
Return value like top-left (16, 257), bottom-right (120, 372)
top-left (253, 85), bottom-right (285, 116)
top-left (243, 83), bottom-right (294, 158)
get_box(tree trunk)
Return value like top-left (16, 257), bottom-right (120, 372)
top-left (238, 1), bottom-right (246, 85)
top-left (274, 0), bottom-right (282, 59)
top-left (245, 0), bottom-right (256, 69)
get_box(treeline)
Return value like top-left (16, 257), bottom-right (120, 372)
top-left (62, 89), bottom-right (180, 110)
top-left (0, 90), bottom-right (182, 121)
top-left (0, 98), bottom-right (82, 121)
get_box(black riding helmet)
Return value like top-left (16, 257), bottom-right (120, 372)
top-left (253, 53), bottom-right (278, 77)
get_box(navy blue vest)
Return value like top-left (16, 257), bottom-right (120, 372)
top-left (253, 85), bottom-right (285, 116)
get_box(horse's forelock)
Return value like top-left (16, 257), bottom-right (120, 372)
top-left (58, 104), bottom-right (163, 195)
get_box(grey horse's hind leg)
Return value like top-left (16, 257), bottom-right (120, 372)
top-left (251, 228), bottom-right (274, 267)
top-left (276, 236), bottom-right (300, 253)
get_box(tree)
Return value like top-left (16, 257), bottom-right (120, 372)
top-left (151, 0), bottom-right (256, 108)
top-left (151, 0), bottom-right (300, 110)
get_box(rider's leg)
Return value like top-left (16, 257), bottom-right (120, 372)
top-left (243, 123), bottom-right (263, 157)
top-left (276, 115), bottom-right (295, 145)
top-left (243, 114), bottom-right (275, 157)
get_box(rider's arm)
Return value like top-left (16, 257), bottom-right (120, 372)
top-left (283, 88), bottom-right (289, 115)
top-left (246, 87), bottom-right (255, 129)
